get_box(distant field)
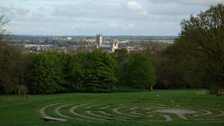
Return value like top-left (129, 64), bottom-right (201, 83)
top-left (0, 90), bottom-right (223, 126)
top-left (151, 39), bottom-right (174, 42)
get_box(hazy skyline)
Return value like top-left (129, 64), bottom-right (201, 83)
top-left (1, 0), bottom-right (224, 36)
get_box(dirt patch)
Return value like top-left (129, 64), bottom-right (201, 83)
top-left (155, 108), bottom-right (196, 120)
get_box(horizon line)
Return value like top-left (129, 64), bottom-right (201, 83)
top-left (8, 34), bottom-right (178, 37)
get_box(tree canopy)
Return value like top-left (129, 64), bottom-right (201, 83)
top-left (83, 49), bottom-right (117, 92)
top-left (158, 4), bottom-right (224, 94)
top-left (124, 52), bottom-right (155, 90)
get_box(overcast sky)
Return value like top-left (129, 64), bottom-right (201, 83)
top-left (1, 0), bottom-right (224, 36)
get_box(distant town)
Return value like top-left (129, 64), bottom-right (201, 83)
top-left (7, 35), bottom-right (175, 53)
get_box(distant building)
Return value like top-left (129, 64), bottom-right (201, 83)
top-left (96, 34), bottom-right (103, 48)
top-left (95, 34), bottom-right (119, 52)
top-left (24, 44), bottom-right (54, 52)
top-left (67, 37), bottom-right (72, 40)
top-left (111, 42), bottom-right (119, 52)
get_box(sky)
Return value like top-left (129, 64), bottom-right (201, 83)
top-left (0, 0), bottom-right (224, 36)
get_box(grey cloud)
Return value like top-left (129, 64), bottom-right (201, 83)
top-left (0, 6), bottom-right (30, 20)
top-left (148, 0), bottom-right (224, 6)
top-left (2, 0), bottom-right (222, 35)
top-left (145, 3), bottom-right (208, 16)
top-left (50, 1), bottom-right (129, 19)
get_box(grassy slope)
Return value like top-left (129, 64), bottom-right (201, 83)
top-left (0, 90), bottom-right (223, 126)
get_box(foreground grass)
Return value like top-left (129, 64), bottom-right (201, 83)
top-left (0, 90), bottom-right (223, 126)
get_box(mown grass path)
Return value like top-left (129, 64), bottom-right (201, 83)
top-left (0, 90), bottom-right (223, 126)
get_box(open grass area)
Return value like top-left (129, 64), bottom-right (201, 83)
top-left (0, 90), bottom-right (224, 126)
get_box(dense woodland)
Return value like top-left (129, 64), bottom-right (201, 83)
top-left (0, 4), bottom-right (223, 95)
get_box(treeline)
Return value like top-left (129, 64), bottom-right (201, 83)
top-left (0, 46), bottom-right (155, 94)
top-left (26, 50), bottom-right (117, 93)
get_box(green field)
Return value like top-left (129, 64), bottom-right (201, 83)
top-left (0, 90), bottom-right (224, 126)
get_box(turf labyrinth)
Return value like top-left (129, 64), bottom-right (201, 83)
top-left (39, 103), bottom-right (224, 122)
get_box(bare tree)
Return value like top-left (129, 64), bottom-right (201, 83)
top-left (0, 15), bottom-right (9, 45)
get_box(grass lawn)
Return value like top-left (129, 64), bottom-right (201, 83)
top-left (0, 90), bottom-right (223, 126)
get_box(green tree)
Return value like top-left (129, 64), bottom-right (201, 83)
top-left (63, 52), bottom-right (85, 92)
top-left (0, 45), bottom-right (24, 93)
top-left (112, 48), bottom-right (128, 63)
top-left (111, 48), bottom-right (128, 87)
top-left (154, 45), bottom-right (189, 89)
top-left (166, 4), bottom-right (224, 94)
top-left (83, 49), bottom-right (117, 92)
top-left (26, 52), bottom-right (64, 94)
top-left (124, 52), bottom-right (155, 90)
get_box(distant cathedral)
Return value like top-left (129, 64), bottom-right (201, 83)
top-left (96, 34), bottom-right (118, 52)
